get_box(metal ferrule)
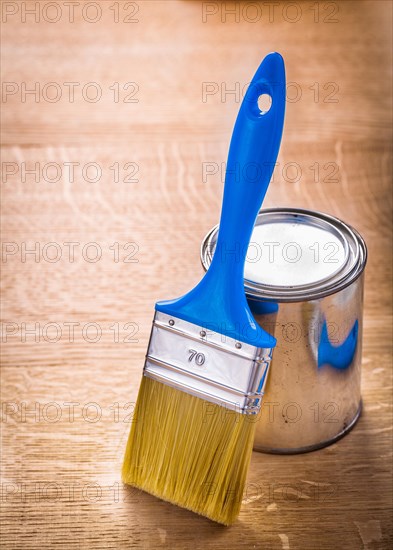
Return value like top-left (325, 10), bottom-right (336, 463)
top-left (143, 311), bottom-right (272, 414)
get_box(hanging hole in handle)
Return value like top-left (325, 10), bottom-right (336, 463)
top-left (258, 94), bottom-right (272, 115)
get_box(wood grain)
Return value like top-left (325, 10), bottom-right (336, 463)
top-left (1, 1), bottom-right (392, 548)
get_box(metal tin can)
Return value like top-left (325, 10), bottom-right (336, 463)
top-left (200, 208), bottom-right (367, 453)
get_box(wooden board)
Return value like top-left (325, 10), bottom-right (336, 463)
top-left (1, 1), bottom-right (392, 548)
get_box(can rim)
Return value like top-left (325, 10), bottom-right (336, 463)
top-left (200, 207), bottom-right (367, 303)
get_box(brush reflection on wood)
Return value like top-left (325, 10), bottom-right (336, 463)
top-left (1, 1), bottom-right (392, 549)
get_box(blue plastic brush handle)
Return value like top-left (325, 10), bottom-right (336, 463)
top-left (156, 53), bottom-right (286, 348)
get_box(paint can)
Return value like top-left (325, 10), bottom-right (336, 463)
top-left (200, 208), bottom-right (367, 453)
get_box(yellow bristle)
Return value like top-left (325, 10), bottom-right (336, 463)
top-left (122, 376), bottom-right (256, 525)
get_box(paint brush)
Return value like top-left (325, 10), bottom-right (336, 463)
top-left (122, 52), bottom-right (286, 525)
